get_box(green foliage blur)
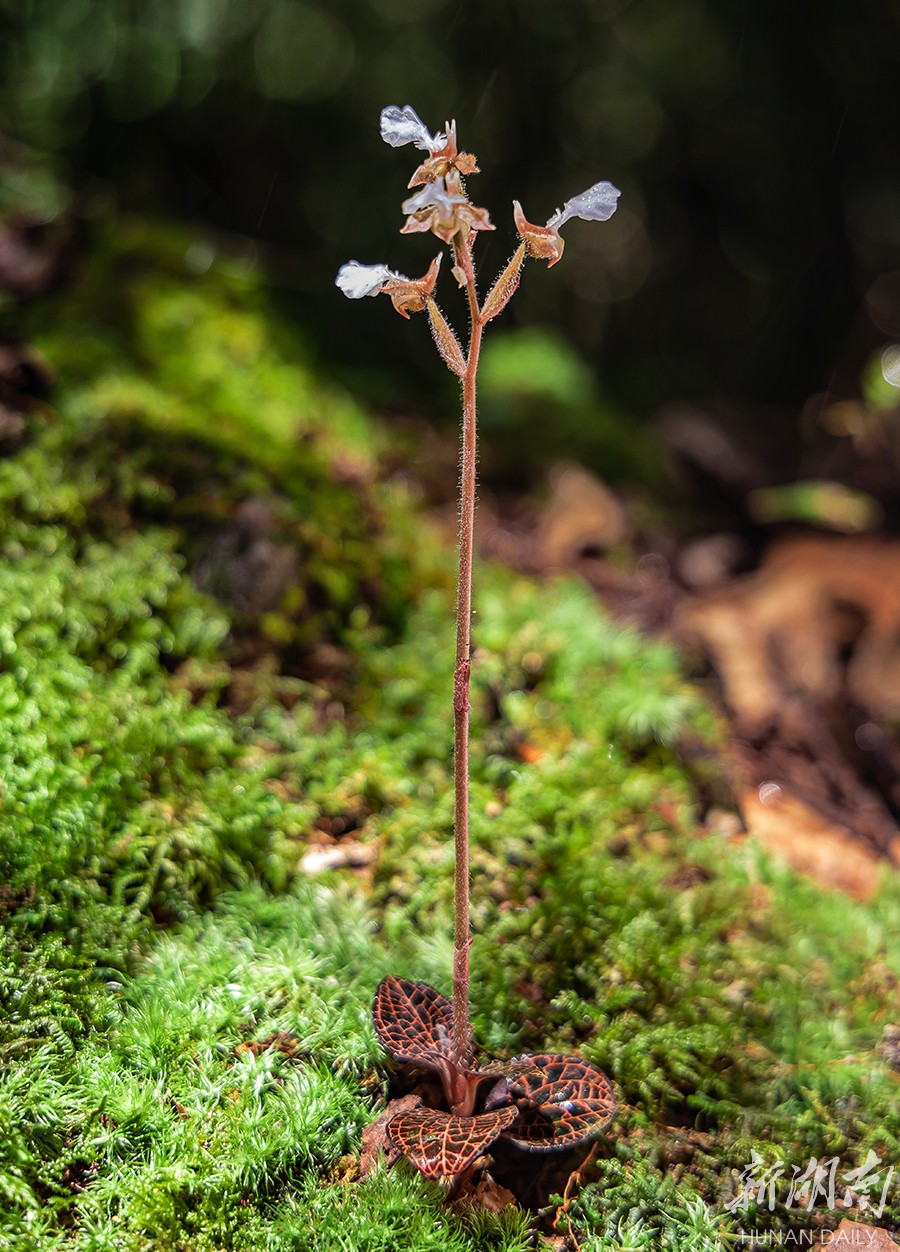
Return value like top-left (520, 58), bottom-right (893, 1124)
top-left (3, 0), bottom-right (900, 432)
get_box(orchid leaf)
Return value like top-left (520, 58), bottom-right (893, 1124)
top-left (501, 1052), bottom-right (616, 1151)
top-left (386, 1104), bottom-right (518, 1178)
top-left (372, 976), bottom-right (455, 1064)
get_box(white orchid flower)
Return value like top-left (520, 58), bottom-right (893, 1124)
top-left (335, 261), bottom-right (401, 300)
top-left (514, 179), bottom-right (620, 266)
top-left (380, 105), bottom-right (446, 154)
top-left (546, 180), bottom-right (621, 229)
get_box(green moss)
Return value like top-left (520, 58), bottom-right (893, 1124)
top-left (0, 525), bottom-right (305, 950)
top-left (0, 887), bottom-right (533, 1251)
top-left (15, 219), bottom-right (441, 665)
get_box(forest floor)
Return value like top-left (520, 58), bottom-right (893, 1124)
top-left (0, 219), bottom-right (898, 1251)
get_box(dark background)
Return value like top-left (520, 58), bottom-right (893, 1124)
top-left (3, 0), bottom-right (900, 487)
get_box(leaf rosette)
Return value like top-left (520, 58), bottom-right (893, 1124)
top-left (372, 977), bottom-right (616, 1179)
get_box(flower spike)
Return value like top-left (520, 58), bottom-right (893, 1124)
top-left (380, 105), bottom-right (446, 154)
top-left (341, 116), bottom-right (625, 1188)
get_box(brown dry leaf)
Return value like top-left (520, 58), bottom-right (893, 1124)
top-left (453, 1171), bottom-right (517, 1213)
top-left (678, 596), bottom-right (781, 732)
top-left (0, 402), bottom-right (25, 453)
top-left (359, 1094), bottom-right (423, 1179)
top-left (515, 741), bottom-right (546, 765)
top-left (677, 535), bottom-right (900, 727)
top-left (740, 785), bottom-right (885, 900)
top-left (234, 1031), bottom-right (306, 1060)
top-left (675, 533), bottom-right (900, 881)
top-left (878, 1024), bottom-right (900, 1070)
top-left (167, 1095), bottom-right (189, 1120)
top-left (0, 884), bottom-right (35, 920)
top-left (829, 1219), bottom-right (898, 1250)
top-left (0, 223), bottom-right (71, 298)
top-left (535, 463), bottom-right (628, 567)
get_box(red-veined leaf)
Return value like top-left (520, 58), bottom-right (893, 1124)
top-left (501, 1052), bottom-right (616, 1151)
top-left (372, 976), bottom-right (455, 1064)
top-left (386, 1105), bottom-right (518, 1178)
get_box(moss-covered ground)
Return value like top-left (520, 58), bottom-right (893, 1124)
top-left (0, 223), bottom-right (897, 1251)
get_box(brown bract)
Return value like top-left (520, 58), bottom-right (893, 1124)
top-left (381, 253), bottom-right (442, 318)
top-left (513, 200), bottom-right (565, 267)
top-left (408, 121), bottom-right (479, 188)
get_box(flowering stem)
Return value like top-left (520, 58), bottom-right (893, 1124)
top-left (451, 233), bottom-right (483, 1068)
top-left (341, 107), bottom-right (622, 1088)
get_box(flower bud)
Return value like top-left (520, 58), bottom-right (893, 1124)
top-left (480, 243), bottom-right (527, 322)
top-left (427, 297), bottom-right (466, 376)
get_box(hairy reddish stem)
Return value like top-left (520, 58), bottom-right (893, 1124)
top-left (451, 232), bottom-right (483, 1068)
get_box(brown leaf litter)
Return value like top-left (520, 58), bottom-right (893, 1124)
top-left (483, 462), bottom-right (900, 900)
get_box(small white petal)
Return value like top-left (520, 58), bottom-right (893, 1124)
top-left (335, 261), bottom-right (398, 299)
top-left (401, 184), bottom-right (439, 215)
top-left (401, 177), bottom-right (464, 216)
top-left (379, 105), bottom-right (445, 153)
top-left (547, 180), bottom-right (621, 229)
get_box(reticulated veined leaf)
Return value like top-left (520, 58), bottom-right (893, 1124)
top-left (372, 976), bottom-right (455, 1064)
top-left (501, 1052), bottom-right (616, 1151)
top-left (386, 1104), bottom-right (518, 1178)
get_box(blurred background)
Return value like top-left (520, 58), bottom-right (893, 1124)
top-left (3, 0), bottom-right (900, 506)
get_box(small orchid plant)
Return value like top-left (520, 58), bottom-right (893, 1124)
top-left (337, 106), bottom-right (619, 1186)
